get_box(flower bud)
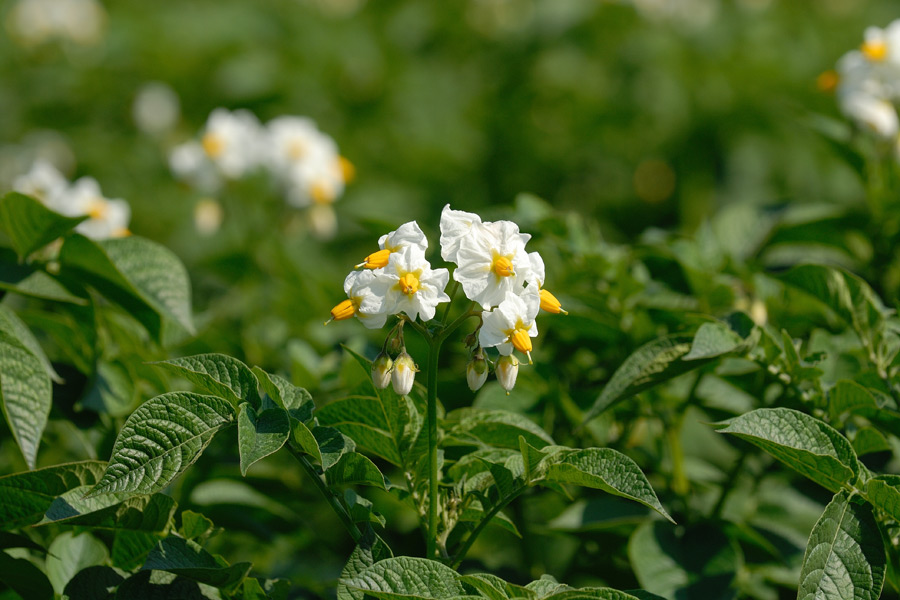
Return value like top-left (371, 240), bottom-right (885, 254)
top-left (387, 335), bottom-right (404, 356)
top-left (392, 351), bottom-right (417, 396)
top-left (496, 355), bottom-right (519, 394)
top-left (372, 352), bottom-right (393, 390)
top-left (466, 355), bottom-right (488, 392)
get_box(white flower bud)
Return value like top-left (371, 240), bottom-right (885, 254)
top-left (466, 355), bottom-right (488, 392)
top-left (372, 352), bottom-right (393, 390)
top-left (496, 354), bottom-right (519, 394)
top-left (392, 351), bottom-right (416, 396)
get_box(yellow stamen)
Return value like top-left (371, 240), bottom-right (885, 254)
top-left (399, 272), bottom-right (420, 296)
top-left (202, 133), bottom-right (225, 158)
top-left (86, 198), bottom-right (108, 221)
top-left (310, 181), bottom-right (335, 205)
top-left (540, 289), bottom-right (568, 315)
top-left (816, 70), bottom-right (839, 93)
top-left (327, 299), bottom-right (356, 324)
top-left (492, 255), bottom-right (514, 278)
top-left (287, 140), bottom-right (307, 160)
top-left (356, 248), bottom-right (391, 269)
top-left (338, 156), bottom-right (355, 183)
top-left (510, 327), bottom-right (533, 363)
top-left (113, 227), bottom-right (132, 238)
top-left (862, 40), bottom-right (888, 61)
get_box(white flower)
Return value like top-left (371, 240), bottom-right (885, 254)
top-left (284, 153), bottom-right (347, 207)
top-left (133, 82), bottom-right (180, 136)
top-left (60, 177), bottom-right (131, 240)
top-left (357, 221), bottom-right (428, 269)
top-left (200, 108), bottom-right (264, 179)
top-left (452, 219), bottom-right (533, 309)
top-left (495, 355), bottom-right (519, 393)
top-left (860, 23), bottom-right (900, 65)
top-left (266, 116), bottom-right (338, 176)
top-left (479, 289), bottom-right (540, 363)
top-left (372, 353), bottom-right (393, 390)
top-left (329, 269), bottom-right (388, 329)
top-left (392, 351), bottom-right (416, 396)
top-left (193, 198), bottom-right (223, 236)
top-left (439, 204), bottom-right (482, 263)
top-left (371, 246), bottom-right (451, 322)
top-left (466, 354), bottom-right (488, 392)
top-left (13, 159), bottom-right (68, 206)
top-left (527, 251), bottom-right (567, 314)
top-left (169, 141), bottom-right (221, 192)
top-left (840, 91), bottom-right (899, 138)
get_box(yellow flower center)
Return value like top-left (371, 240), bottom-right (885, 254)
top-left (358, 248), bottom-right (391, 269)
top-left (310, 181), bottom-right (335, 205)
top-left (113, 227), bottom-right (132, 238)
top-left (491, 254), bottom-right (514, 278)
top-left (862, 40), bottom-right (888, 61)
top-left (399, 272), bottom-right (420, 296)
top-left (539, 289), bottom-right (567, 315)
top-left (86, 198), bottom-right (108, 221)
top-left (329, 298), bottom-right (357, 322)
top-left (202, 133), bottom-right (225, 158)
top-left (287, 140), bottom-right (307, 160)
top-left (338, 156), bottom-right (355, 183)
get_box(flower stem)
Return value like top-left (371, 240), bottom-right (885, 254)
top-left (425, 334), bottom-right (443, 559)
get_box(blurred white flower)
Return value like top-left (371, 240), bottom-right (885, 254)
top-left (266, 116), bottom-right (337, 176)
top-left (479, 288), bottom-right (540, 363)
top-left (840, 92), bottom-right (899, 139)
top-left (13, 159), bottom-right (68, 206)
top-left (193, 198), bottom-right (223, 236)
top-left (7, 0), bottom-right (105, 47)
top-left (200, 108), bottom-right (264, 179)
top-left (308, 203), bottom-right (338, 240)
top-left (169, 141), bottom-right (221, 192)
top-left (133, 82), bottom-right (180, 136)
top-left (370, 246), bottom-right (451, 323)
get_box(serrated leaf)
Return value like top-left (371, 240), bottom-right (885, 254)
top-left (865, 475), bottom-right (900, 521)
top-left (143, 536), bottom-right (251, 592)
top-left (40, 486), bottom-right (176, 532)
top-left (584, 335), bottom-right (709, 423)
top-left (445, 409), bottom-right (554, 450)
top-left (46, 531), bottom-right (109, 595)
top-left (156, 354), bottom-right (260, 408)
top-left (61, 565), bottom-right (124, 600)
top-left (238, 403), bottom-right (290, 475)
top-left (798, 490), bottom-right (885, 600)
top-left (326, 452), bottom-right (387, 489)
top-left (0, 460), bottom-right (107, 530)
top-left (89, 392), bottom-right (236, 497)
top-left (0, 191), bottom-right (86, 258)
top-left (0, 550), bottom-right (54, 600)
top-left (342, 556), bottom-right (465, 600)
top-left (58, 234), bottom-right (194, 340)
top-left (543, 448), bottom-right (673, 523)
top-left (338, 527), bottom-right (394, 600)
top-left (717, 408), bottom-right (859, 492)
top-left (251, 367), bottom-right (314, 422)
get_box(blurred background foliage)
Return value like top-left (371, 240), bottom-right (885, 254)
top-left (3, 0), bottom-right (900, 597)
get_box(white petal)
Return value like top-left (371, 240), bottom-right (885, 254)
top-left (440, 204), bottom-right (482, 262)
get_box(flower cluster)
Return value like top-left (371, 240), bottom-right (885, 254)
top-left (13, 160), bottom-right (131, 240)
top-left (6, 0), bottom-right (106, 48)
top-left (328, 205), bottom-right (566, 394)
top-left (169, 109), bottom-right (353, 237)
top-left (827, 20), bottom-right (900, 140)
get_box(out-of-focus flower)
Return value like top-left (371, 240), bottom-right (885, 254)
top-left (13, 159), bottom-right (68, 206)
top-left (60, 177), bottom-right (131, 240)
top-left (7, 0), bottom-right (106, 47)
top-left (169, 141), bottom-right (221, 192)
top-left (193, 198), bottom-right (223, 236)
top-left (200, 109), bottom-right (264, 179)
top-left (133, 82), bottom-right (180, 136)
top-left (840, 92), bottom-right (899, 138)
top-left (308, 203), bottom-right (338, 240)
top-left (479, 288), bottom-right (540, 363)
top-left (370, 246), bottom-right (451, 323)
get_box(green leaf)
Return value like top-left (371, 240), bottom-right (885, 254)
top-left (143, 536), bottom-right (252, 592)
top-left (0, 191), bottom-right (86, 258)
top-left (40, 486), bottom-right (176, 532)
top-left (291, 419), bottom-right (323, 464)
top-left (542, 589), bottom-right (645, 600)
top-left (180, 510), bottom-right (215, 541)
top-left (459, 573), bottom-right (534, 600)
top-left (238, 403), bottom-right (290, 476)
top-left (88, 392), bottom-right (236, 497)
top-left (116, 570), bottom-right (224, 599)
top-left (0, 531), bottom-right (46, 553)
top-left (584, 335), bottom-right (706, 423)
top-left (682, 320), bottom-right (750, 361)
top-left (338, 527), bottom-right (394, 600)
top-left (717, 408), bottom-right (859, 492)
top-left (628, 521), bottom-right (740, 600)
top-left (851, 427), bottom-right (891, 456)
top-left (242, 577), bottom-right (291, 600)
top-left (445, 408), bottom-right (555, 450)
top-left (156, 354), bottom-right (261, 407)
top-left (519, 436), bottom-right (549, 483)
top-left (798, 490), bottom-right (885, 600)
top-left (341, 556), bottom-right (465, 600)
top-left (251, 367), bottom-right (314, 422)
top-left (61, 565), bottom-right (125, 600)
top-left (543, 448), bottom-right (673, 523)
top-left (326, 452), bottom-right (387, 489)
top-left (865, 475), bottom-right (900, 522)
top-left (81, 360), bottom-right (138, 417)
top-left (0, 309), bottom-right (54, 469)
top-left (0, 550), bottom-right (54, 600)
top-left (112, 531), bottom-right (163, 570)
top-left (45, 531), bottom-right (109, 595)
top-left (0, 249), bottom-right (87, 304)
top-left (58, 234), bottom-right (194, 339)
top-left (0, 460), bottom-right (107, 530)
top-left (315, 426), bottom-right (357, 470)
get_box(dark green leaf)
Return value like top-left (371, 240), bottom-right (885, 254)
top-left (291, 419), bottom-right (323, 464)
top-left (865, 475), bottom-right (900, 522)
top-left (445, 409), bottom-right (554, 450)
top-left (180, 510), bottom-right (215, 541)
top-left (61, 565), bottom-right (125, 600)
top-left (143, 536), bottom-right (252, 592)
top-left (112, 531), bottom-right (163, 570)
top-left (314, 426), bottom-right (357, 470)
top-left (0, 550), bottom-right (54, 600)
top-left (46, 531), bottom-right (109, 595)
top-left (156, 353), bottom-right (260, 407)
top-left (116, 570), bottom-right (222, 599)
top-left (0, 191), bottom-right (86, 258)
top-left (342, 556), bottom-right (465, 600)
top-left (41, 486), bottom-right (176, 532)
top-left (326, 452), bottom-right (387, 489)
top-left (683, 320), bottom-right (750, 361)
top-left (0, 461), bottom-right (107, 530)
top-left (238, 403), bottom-right (290, 476)
top-left (252, 367), bottom-right (314, 422)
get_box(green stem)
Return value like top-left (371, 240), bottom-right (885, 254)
top-left (450, 487), bottom-right (526, 569)
top-left (426, 334), bottom-right (443, 559)
top-left (286, 442), bottom-right (363, 544)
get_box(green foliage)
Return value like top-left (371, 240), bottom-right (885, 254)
top-left (0, 192), bottom-right (86, 259)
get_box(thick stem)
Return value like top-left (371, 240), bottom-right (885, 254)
top-left (286, 442), bottom-right (363, 544)
top-left (426, 335), bottom-right (444, 559)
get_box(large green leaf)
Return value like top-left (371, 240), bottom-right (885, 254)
top-left (112, 531), bottom-right (164, 570)
top-left (0, 550), bottom-right (54, 600)
top-left (62, 565), bottom-right (125, 600)
top-left (58, 234), bottom-right (194, 339)
top-left (717, 408), bottom-right (860, 492)
top-left (40, 486), bottom-right (176, 532)
top-left (341, 556), bottom-right (465, 600)
top-left (0, 307), bottom-right (54, 468)
top-left (338, 527), bottom-right (394, 600)
top-left (584, 335), bottom-right (700, 422)
top-left (45, 532), bottom-right (109, 595)
top-left (88, 392), bottom-right (236, 497)
top-left (238, 402), bottom-right (290, 476)
top-left (682, 318), bottom-right (753, 361)
top-left (156, 353), bottom-right (261, 408)
top-left (864, 475), bottom-right (900, 522)
top-left (252, 367), bottom-right (314, 423)
top-left (797, 491), bottom-right (885, 600)
top-left (444, 408), bottom-right (554, 450)
top-left (0, 461), bottom-right (107, 530)
top-left (116, 570), bottom-right (223, 599)
top-left (543, 448), bottom-right (673, 523)
top-left (0, 191), bottom-right (86, 258)
top-left (142, 536), bottom-right (251, 592)
top-left (325, 452), bottom-right (387, 489)
top-left (0, 248), bottom-right (87, 304)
